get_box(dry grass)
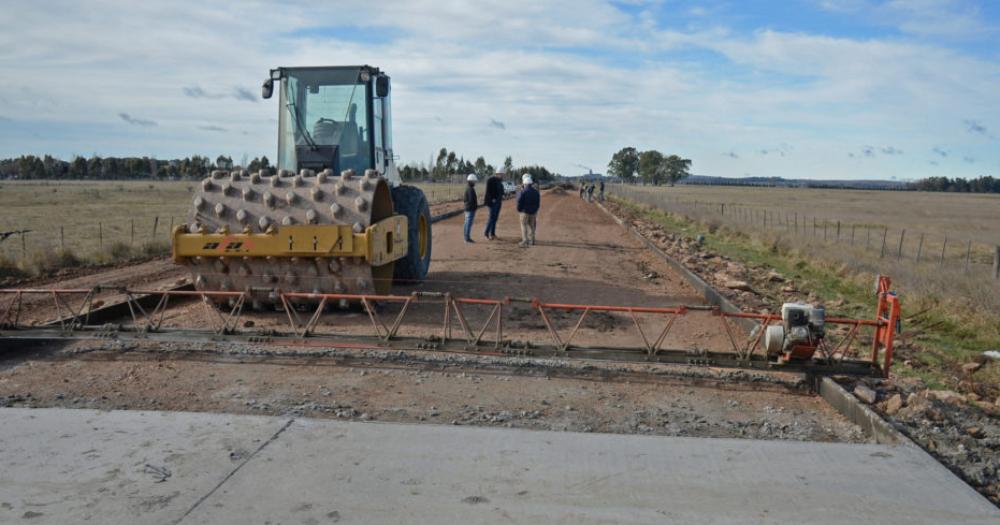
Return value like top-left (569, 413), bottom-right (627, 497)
top-left (621, 184), bottom-right (1000, 245)
top-left (410, 182), bottom-right (465, 204)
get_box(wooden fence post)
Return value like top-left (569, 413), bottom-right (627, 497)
top-left (940, 237), bottom-right (948, 267)
top-left (836, 221), bottom-right (841, 241)
top-left (915, 234), bottom-right (924, 264)
top-left (130, 219), bottom-right (135, 246)
top-left (169, 216), bottom-right (174, 235)
top-left (60, 226), bottom-right (65, 252)
top-left (99, 223), bottom-right (103, 251)
top-left (896, 229), bottom-right (906, 260)
top-left (152, 216), bottom-right (159, 239)
top-left (823, 222), bottom-right (828, 241)
top-left (21, 231), bottom-right (27, 260)
top-left (879, 228), bottom-right (888, 258)
top-left (850, 225), bottom-right (856, 246)
top-left (994, 246), bottom-right (1000, 280)
top-left (964, 240), bottom-right (972, 272)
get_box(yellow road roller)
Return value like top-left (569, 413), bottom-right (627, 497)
top-left (172, 65), bottom-right (431, 308)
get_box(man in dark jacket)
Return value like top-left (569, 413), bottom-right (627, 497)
top-left (463, 174), bottom-right (478, 243)
top-left (483, 169), bottom-right (504, 240)
top-left (516, 174), bottom-right (540, 247)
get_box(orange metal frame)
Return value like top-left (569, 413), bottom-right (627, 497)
top-left (0, 277), bottom-right (902, 376)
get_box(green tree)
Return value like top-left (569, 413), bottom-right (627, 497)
top-left (503, 156), bottom-right (513, 177)
top-left (638, 150), bottom-right (664, 184)
top-left (607, 147), bottom-right (639, 182)
top-left (662, 155), bottom-right (692, 185)
top-left (69, 156), bottom-right (88, 178)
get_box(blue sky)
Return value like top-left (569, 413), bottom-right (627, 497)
top-left (1, 0), bottom-right (998, 180)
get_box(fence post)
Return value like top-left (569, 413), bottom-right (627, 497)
top-left (915, 234), bottom-right (924, 264)
top-left (99, 223), bottom-right (103, 251)
top-left (964, 240), bottom-right (972, 273)
top-left (21, 231), bottom-right (27, 261)
top-left (152, 216), bottom-right (159, 239)
top-left (130, 219), bottom-right (135, 246)
top-left (836, 221), bottom-right (841, 242)
top-left (60, 226), bottom-right (65, 252)
top-left (794, 212), bottom-right (798, 234)
top-left (896, 229), bottom-right (905, 260)
top-left (823, 222), bottom-right (827, 241)
top-left (850, 225), bottom-right (855, 246)
top-left (994, 246), bottom-right (1000, 280)
top-left (879, 228), bottom-right (888, 258)
top-left (940, 236), bottom-right (948, 267)
top-left (866, 227), bottom-right (871, 248)
top-left (169, 216), bottom-right (174, 235)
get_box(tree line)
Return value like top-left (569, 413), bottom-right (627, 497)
top-left (606, 147), bottom-right (692, 185)
top-left (908, 176), bottom-right (1000, 194)
top-left (2, 151), bottom-right (559, 184)
top-left (0, 154), bottom-right (272, 180)
top-left (398, 148), bottom-right (558, 183)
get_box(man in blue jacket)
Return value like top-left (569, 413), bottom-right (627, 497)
top-left (516, 174), bottom-right (540, 247)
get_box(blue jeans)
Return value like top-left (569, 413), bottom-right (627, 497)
top-left (463, 210), bottom-right (476, 241)
top-left (484, 202), bottom-right (501, 238)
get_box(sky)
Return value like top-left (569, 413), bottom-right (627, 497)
top-left (1, 0), bottom-right (998, 180)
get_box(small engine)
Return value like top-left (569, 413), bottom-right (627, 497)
top-left (764, 302), bottom-right (825, 362)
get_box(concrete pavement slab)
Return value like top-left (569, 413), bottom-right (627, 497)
top-left (1, 407), bottom-right (997, 524)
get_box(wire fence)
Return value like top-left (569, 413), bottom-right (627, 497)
top-left (0, 216), bottom-right (181, 266)
top-left (607, 185), bottom-right (1000, 284)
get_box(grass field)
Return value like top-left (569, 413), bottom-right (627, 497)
top-left (0, 179), bottom-right (465, 277)
top-left (616, 184), bottom-right (1000, 245)
top-left (607, 186), bottom-right (1000, 398)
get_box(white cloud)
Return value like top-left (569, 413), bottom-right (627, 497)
top-left (0, 0), bottom-right (997, 180)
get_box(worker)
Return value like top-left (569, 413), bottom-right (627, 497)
top-left (579, 184), bottom-right (585, 199)
top-left (599, 179), bottom-right (605, 201)
top-left (483, 168), bottom-right (504, 240)
top-left (463, 174), bottom-right (478, 243)
top-left (586, 183), bottom-right (595, 202)
top-left (517, 174), bottom-right (540, 247)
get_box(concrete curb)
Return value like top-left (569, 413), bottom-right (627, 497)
top-left (430, 208), bottom-right (463, 223)
top-left (595, 201), bottom-right (756, 333)
top-left (595, 199), bottom-right (918, 446)
top-left (817, 377), bottom-right (910, 445)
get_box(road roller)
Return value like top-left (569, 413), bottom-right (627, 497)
top-left (171, 65), bottom-right (432, 308)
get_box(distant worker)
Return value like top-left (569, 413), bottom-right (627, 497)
top-left (517, 174), bottom-right (540, 247)
top-left (579, 184), bottom-right (585, 199)
top-left (483, 168), bottom-right (504, 240)
top-left (586, 183), bottom-right (595, 202)
top-left (463, 174), bottom-right (478, 243)
top-left (599, 179), bottom-right (605, 201)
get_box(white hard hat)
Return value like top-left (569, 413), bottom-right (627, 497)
top-left (466, 174), bottom-right (478, 182)
top-left (522, 174), bottom-right (533, 184)
top-left (496, 166), bottom-right (506, 175)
